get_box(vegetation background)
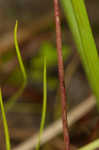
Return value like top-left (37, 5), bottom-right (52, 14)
top-left (0, 0), bottom-right (99, 150)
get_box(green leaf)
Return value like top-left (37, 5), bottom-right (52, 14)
top-left (0, 89), bottom-right (11, 150)
top-left (36, 57), bottom-right (47, 150)
top-left (14, 20), bottom-right (27, 81)
top-left (60, 0), bottom-right (99, 108)
top-left (5, 20), bottom-right (27, 111)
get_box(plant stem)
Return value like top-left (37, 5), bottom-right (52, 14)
top-left (5, 21), bottom-right (27, 111)
top-left (36, 57), bottom-right (47, 150)
top-left (53, 0), bottom-right (70, 150)
top-left (0, 88), bottom-right (11, 150)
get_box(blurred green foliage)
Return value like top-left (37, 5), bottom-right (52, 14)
top-left (30, 41), bottom-right (71, 89)
top-left (33, 41), bottom-right (70, 68)
top-left (7, 66), bottom-right (23, 86)
top-left (1, 50), bottom-right (15, 63)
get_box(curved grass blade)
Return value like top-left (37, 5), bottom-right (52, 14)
top-left (14, 20), bottom-right (27, 81)
top-left (5, 21), bottom-right (27, 111)
top-left (60, 0), bottom-right (99, 108)
top-left (0, 88), bottom-right (11, 150)
top-left (36, 57), bottom-right (47, 150)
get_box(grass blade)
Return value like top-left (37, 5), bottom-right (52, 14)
top-left (14, 20), bottom-right (27, 81)
top-left (5, 21), bottom-right (27, 111)
top-left (60, 0), bottom-right (99, 108)
top-left (36, 57), bottom-right (47, 150)
top-left (0, 88), bottom-right (11, 150)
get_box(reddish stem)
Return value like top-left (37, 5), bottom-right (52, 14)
top-left (53, 0), bottom-right (70, 150)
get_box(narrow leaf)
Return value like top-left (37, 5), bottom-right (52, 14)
top-left (0, 89), bottom-right (11, 150)
top-left (60, 0), bottom-right (99, 108)
top-left (5, 21), bottom-right (27, 111)
top-left (36, 57), bottom-right (47, 150)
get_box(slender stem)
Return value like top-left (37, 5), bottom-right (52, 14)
top-left (0, 88), bottom-right (11, 150)
top-left (53, 0), bottom-right (70, 150)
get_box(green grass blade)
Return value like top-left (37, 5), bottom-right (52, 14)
top-left (36, 57), bottom-right (47, 150)
top-left (79, 138), bottom-right (99, 150)
top-left (5, 21), bottom-right (27, 111)
top-left (14, 20), bottom-right (27, 81)
top-left (0, 88), bottom-right (11, 150)
top-left (60, 0), bottom-right (99, 108)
